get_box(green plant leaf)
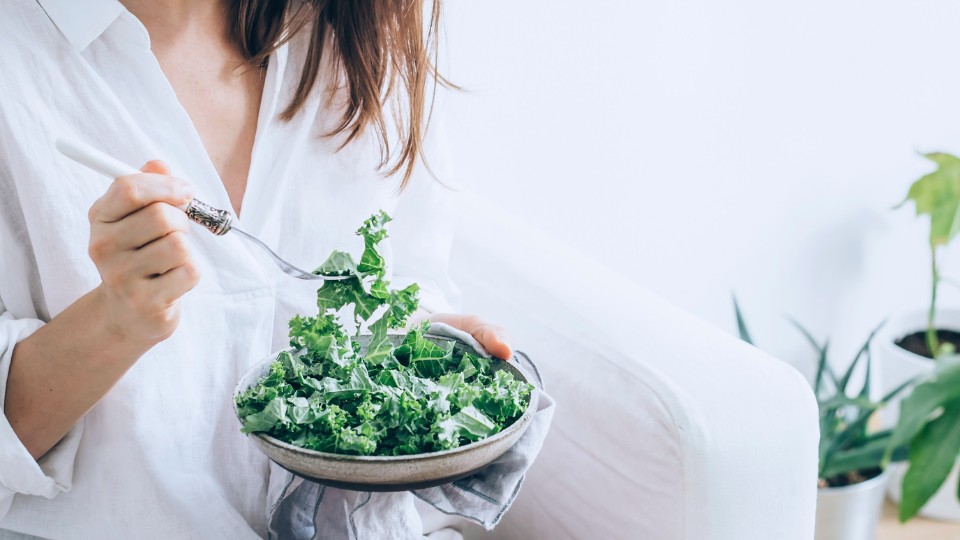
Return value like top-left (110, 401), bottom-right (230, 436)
top-left (821, 374), bottom-right (913, 474)
top-left (899, 401), bottom-right (960, 522)
top-left (837, 322), bottom-right (885, 393)
top-left (355, 211), bottom-right (391, 275)
top-left (311, 211), bottom-right (419, 329)
top-left (363, 316), bottom-right (394, 367)
top-left (886, 356), bottom-right (960, 462)
top-left (240, 397), bottom-right (288, 434)
top-left (316, 278), bottom-right (384, 320)
top-left (315, 251), bottom-right (359, 276)
top-left (878, 377), bottom-right (917, 405)
top-left (819, 394), bottom-right (875, 412)
top-left (396, 321), bottom-right (455, 378)
top-left (732, 295), bottom-right (754, 345)
top-left (436, 406), bottom-right (499, 449)
top-left (860, 347), bottom-right (873, 399)
top-left (899, 152), bottom-right (960, 247)
top-left (821, 432), bottom-right (908, 481)
top-left (822, 404), bottom-right (881, 465)
top-left (385, 283), bottom-right (420, 329)
top-left (813, 340), bottom-right (836, 395)
top-left (789, 318), bottom-right (837, 394)
top-left (288, 313), bottom-right (351, 366)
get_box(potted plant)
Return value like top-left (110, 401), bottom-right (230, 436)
top-left (874, 151), bottom-right (960, 520)
top-left (734, 300), bottom-right (909, 540)
top-left (883, 356), bottom-right (960, 522)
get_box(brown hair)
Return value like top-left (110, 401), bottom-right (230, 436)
top-left (229, 0), bottom-right (449, 188)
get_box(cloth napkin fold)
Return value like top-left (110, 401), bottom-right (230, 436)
top-left (266, 322), bottom-right (556, 539)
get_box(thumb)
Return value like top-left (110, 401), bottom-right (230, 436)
top-left (140, 160), bottom-right (172, 175)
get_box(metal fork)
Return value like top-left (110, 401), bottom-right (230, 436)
top-left (56, 138), bottom-right (347, 282)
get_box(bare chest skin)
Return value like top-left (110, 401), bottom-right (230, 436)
top-left (153, 36), bottom-right (265, 216)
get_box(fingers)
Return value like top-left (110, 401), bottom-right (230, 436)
top-left (474, 325), bottom-right (513, 360)
top-left (98, 231), bottom-right (195, 284)
top-left (88, 160), bottom-right (193, 272)
top-left (89, 203), bottom-right (190, 265)
top-left (97, 254), bottom-right (199, 344)
top-left (105, 255), bottom-right (200, 316)
top-left (85, 161), bottom-right (200, 344)
top-left (429, 313), bottom-right (514, 360)
top-left (140, 160), bottom-right (172, 175)
top-left (89, 161), bottom-right (192, 223)
top-left (148, 259), bottom-right (201, 305)
top-left (128, 231), bottom-right (192, 277)
top-left (114, 262), bottom-right (200, 311)
top-left (109, 202), bottom-right (191, 251)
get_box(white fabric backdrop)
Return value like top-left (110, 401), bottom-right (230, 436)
top-left (442, 0), bottom-right (960, 374)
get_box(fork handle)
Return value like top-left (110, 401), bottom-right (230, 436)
top-left (56, 138), bottom-right (234, 236)
top-left (184, 199), bottom-right (233, 235)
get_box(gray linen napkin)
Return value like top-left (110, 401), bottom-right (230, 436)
top-left (267, 323), bottom-right (556, 539)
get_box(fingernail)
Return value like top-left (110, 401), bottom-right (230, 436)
top-left (497, 335), bottom-right (513, 356)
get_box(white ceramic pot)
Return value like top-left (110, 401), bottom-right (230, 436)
top-left (873, 309), bottom-right (960, 521)
top-left (873, 310), bottom-right (960, 423)
top-left (815, 470), bottom-right (889, 540)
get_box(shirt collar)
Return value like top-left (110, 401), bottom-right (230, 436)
top-left (36, 0), bottom-right (126, 51)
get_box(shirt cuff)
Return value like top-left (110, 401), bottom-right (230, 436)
top-left (0, 314), bottom-right (83, 517)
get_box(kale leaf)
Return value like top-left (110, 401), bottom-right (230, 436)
top-left (236, 211), bottom-right (533, 456)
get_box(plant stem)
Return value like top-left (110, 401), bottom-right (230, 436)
top-left (927, 245), bottom-right (941, 359)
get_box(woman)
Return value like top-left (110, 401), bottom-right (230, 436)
top-left (0, 0), bottom-right (535, 537)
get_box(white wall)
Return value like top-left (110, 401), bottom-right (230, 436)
top-left (441, 0), bottom-right (960, 372)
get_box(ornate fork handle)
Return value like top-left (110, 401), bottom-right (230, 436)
top-left (185, 199), bottom-right (233, 236)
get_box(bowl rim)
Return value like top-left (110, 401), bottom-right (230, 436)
top-left (233, 336), bottom-right (540, 463)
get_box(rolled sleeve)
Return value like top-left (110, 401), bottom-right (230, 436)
top-left (0, 310), bottom-right (82, 518)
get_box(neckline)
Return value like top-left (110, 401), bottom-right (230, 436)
top-left (237, 45), bottom-right (288, 225)
top-left (127, 16), bottom-right (288, 229)
top-left (125, 12), bottom-right (290, 287)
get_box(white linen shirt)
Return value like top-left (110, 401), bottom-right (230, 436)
top-left (0, 1), bottom-right (459, 537)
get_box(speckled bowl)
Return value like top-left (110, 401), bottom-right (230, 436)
top-left (234, 334), bottom-right (539, 492)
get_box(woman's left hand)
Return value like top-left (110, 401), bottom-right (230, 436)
top-left (427, 314), bottom-right (513, 361)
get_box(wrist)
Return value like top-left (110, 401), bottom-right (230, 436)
top-left (86, 286), bottom-right (155, 366)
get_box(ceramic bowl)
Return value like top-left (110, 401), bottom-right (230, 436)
top-left (234, 334), bottom-right (539, 491)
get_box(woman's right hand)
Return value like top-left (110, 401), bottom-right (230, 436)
top-left (86, 160), bottom-right (201, 345)
top-left (6, 161), bottom-right (202, 459)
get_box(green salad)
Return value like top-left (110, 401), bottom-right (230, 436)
top-left (236, 212), bottom-right (533, 456)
